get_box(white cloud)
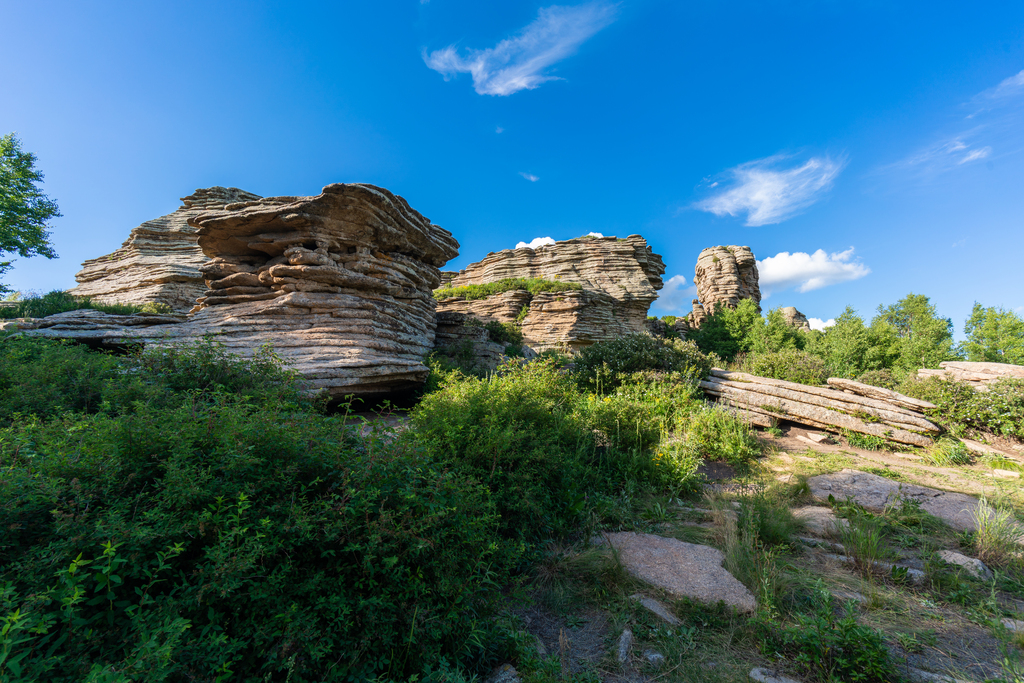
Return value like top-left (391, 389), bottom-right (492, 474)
top-left (519, 172), bottom-right (540, 182)
top-left (515, 236), bottom-right (556, 249)
top-left (423, 2), bottom-right (617, 96)
top-left (958, 146), bottom-right (992, 164)
top-left (495, 125), bottom-right (504, 134)
top-left (650, 274), bottom-right (697, 314)
top-left (757, 248), bottom-right (870, 296)
top-left (586, 231), bottom-right (604, 237)
top-left (694, 154), bottom-right (846, 226)
top-left (808, 317), bottom-right (836, 331)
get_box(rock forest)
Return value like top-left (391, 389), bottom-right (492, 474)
top-left (1, 180), bottom-right (1024, 683)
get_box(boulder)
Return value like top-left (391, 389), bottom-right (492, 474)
top-left (779, 306), bottom-right (811, 331)
top-left (437, 235), bottom-right (665, 352)
top-left (70, 187), bottom-right (261, 311)
top-left (600, 532), bottom-right (756, 612)
top-left (807, 469), bottom-right (990, 533)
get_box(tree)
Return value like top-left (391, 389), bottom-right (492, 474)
top-left (872, 293), bottom-right (960, 371)
top-left (0, 133), bottom-right (60, 292)
top-left (689, 299), bottom-right (763, 360)
top-left (963, 303), bottom-right (1024, 364)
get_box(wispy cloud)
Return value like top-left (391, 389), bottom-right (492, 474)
top-left (808, 317), bottom-right (836, 331)
top-left (519, 172), bottom-right (540, 182)
top-left (651, 274), bottom-right (697, 314)
top-left (515, 236), bottom-right (556, 249)
top-left (495, 125), bottom-right (504, 134)
top-left (423, 2), bottom-right (617, 96)
top-left (694, 154), bottom-right (846, 226)
top-left (757, 247), bottom-right (870, 296)
top-left (879, 69), bottom-right (1024, 180)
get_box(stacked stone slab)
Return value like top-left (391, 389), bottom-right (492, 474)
top-left (70, 187), bottom-right (261, 311)
top-left (686, 246), bottom-right (761, 328)
top-left (918, 361), bottom-right (1024, 391)
top-left (436, 235), bottom-right (665, 352)
top-left (22, 184), bottom-right (459, 398)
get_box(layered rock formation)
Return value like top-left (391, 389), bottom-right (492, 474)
top-left (70, 187), bottom-right (261, 311)
top-left (436, 235), bottom-right (665, 352)
top-left (918, 361), bottom-right (1024, 391)
top-left (779, 306), bottom-right (811, 331)
top-left (25, 184), bottom-right (459, 398)
top-left (686, 246), bottom-right (761, 328)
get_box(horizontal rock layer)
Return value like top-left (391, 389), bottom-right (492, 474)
top-left (437, 235), bottom-right (665, 351)
top-left (687, 245), bottom-right (761, 328)
top-left (70, 187), bottom-right (261, 311)
top-left (918, 361), bottom-right (1024, 391)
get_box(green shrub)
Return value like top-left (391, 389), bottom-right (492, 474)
top-left (856, 369), bottom-right (898, 390)
top-left (758, 584), bottom-right (897, 683)
top-left (433, 278), bottom-right (581, 301)
top-left (0, 289), bottom-right (170, 319)
top-left (736, 349), bottom-right (827, 386)
top-left (902, 376), bottom-right (1024, 439)
top-left (485, 320), bottom-right (523, 347)
top-left (0, 348), bottom-right (517, 680)
top-left (573, 335), bottom-right (714, 393)
top-left (681, 404), bottom-right (763, 469)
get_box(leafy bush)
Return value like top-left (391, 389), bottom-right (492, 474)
top-left (902, 376), bottom-right (1024, 440)
top-left (0, 344), bottom-right (520, 680)
top-left (433, 278), bottom-right (581, 301)
top-left (484, 320), bottom-right (523, 350)
top-left (0, 289), bottom-right (170, 319)
top-left (681, 404), bottom-right (763, 468)
top-left (736, 349), bottom-right (827, 386)
top-left (856, 369), bottom-right (898, 390)
top-left (758, 584), bottom-right (897, 683)
top-left (573, 335), bottom-right (714, 393)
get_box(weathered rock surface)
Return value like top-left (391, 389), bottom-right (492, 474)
top-left (433, 311), bottom-right (507, 371)
top-left (919, 361), bottom-right (1024, 391)
top-left (792, 506), bottom-right (847, 536)
top-left (937, 550), bottom-right (992, 580)
top-left (599, 532), bottom-right (757, 612)
top-left (70, 187), bottom-right (261, 311)
top-left (687, 246), bottom-right (760, 328)
top-left (779, 306), bottom-right (811, 331)
top-left (807, 469), bottom-right (989, 532)
top-left (21, 184), bottom-right (459, 398)
top-left (437, 236), bottom-right (665, 352)
top-left (0, 308), bottom-right (186, 339)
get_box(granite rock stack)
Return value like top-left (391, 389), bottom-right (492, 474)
top-left (70, 187), bottom-right (261, 311)
top-left (687, 246), bottom-right (761, 328)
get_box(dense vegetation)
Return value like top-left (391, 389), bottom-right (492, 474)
top-left (0, 289), bottom-right (172, 319)
top-left (432, 277), bottom-right (582, 301)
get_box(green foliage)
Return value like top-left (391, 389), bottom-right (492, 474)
top-left (410, 361), bottom-right (671, 541)
top-left (759, 584), bottom-right (897, 683)
top-left (573, 335), bottom-right (714, 393)
top-left (921, 439), bottom-right (972, 467)
top-left (688, 299), bottom-right (763, 360)
top-left (681, 404), bottom-right (763, 468)
top-left (433, 278), bottom-right (581, 301)
top-left (0, 340), bottom-right (519, 680)
top-left (737, 349), bottom-right (827, 386)
top-left (963, 303), bottom-right (1024, 364)
top-left (1, 134), bottom-right (60, 294)
top-left (802, 307), bottom-right (899, 379)
top-left (903, 376), bottom-right (1024, 439)
top-left (873, 293), bottom-right (961, 373)
top-left (485, 320), bottom-right (523, 347)
top-left (0, 289), bottom-right (171, 319)
top-left (750, 308), bottom-right (806, 355)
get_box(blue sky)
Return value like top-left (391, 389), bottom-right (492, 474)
top-left (2, 0), bottom-right (1022, 334)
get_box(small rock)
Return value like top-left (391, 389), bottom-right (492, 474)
top-left (793, 507), bottom-right (848, 536)
top-left (643, 650), bottom-right (665, 668)
top-left (807, 432), bottom-right (830, 443)
top-left (1001, 618), bottom-right (1024, 633)
top-left (960, 438), bottom-right (1016, 457)
top-left (991, 469), bottom-right (1020, 479)
top-left (823, 554), bottom-right (926, 585)
top-left (617, 628), bottom-right (633, 663)
top-left (630, 594), bottom-right (681, 626)
top-left (749, 667), bottom-right (803, 683)
top-left (485, 663), bottom-right (521, 683)
top-left (937, 550), bottom-right (993, 580)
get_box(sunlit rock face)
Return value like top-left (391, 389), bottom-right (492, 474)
top-left (181, 183), bottom-right (460, 397)
top-left (436, 235), bottom-right (665, 352)
top-left (686, 245), bottom-right (761, 328)
top-left (70, 187), bottom-right (262, 312)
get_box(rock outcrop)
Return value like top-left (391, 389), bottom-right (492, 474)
top-left (70, 187), bottom-right (261, 311)
top-left (433, 311), bottom-right (507, 371)
top-left (918, 361), bottom-right (1024, 391)
top-left (24, 184), bottom-right (459, 399)
top-left (436, 235), bottom-right (665, 352)
top-left (779, 306), bottom-right (811, 331)
top-left (686, 246), bottom-right (761, 328)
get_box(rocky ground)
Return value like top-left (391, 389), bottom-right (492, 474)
top-left (461, 422), bottom-right (1024, 683)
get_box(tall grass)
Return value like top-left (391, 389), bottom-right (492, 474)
top-left (0, 289), bottom-right (170, 319)
top-left (973, 498), bottom-right (1022, 567)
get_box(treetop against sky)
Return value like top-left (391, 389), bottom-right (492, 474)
top-left (1, 0), bottom-right (1022, 335)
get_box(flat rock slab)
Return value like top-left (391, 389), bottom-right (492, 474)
top-left (749, 668), bottom-right (802, 683)
top-left (792, 506), bottom-right (848, 536)
top-left (601, 532), bottom-right (756, 612)
top-left (937, 550), bottom-right (992, 580)
top-left (807, 469), bottom-right (983, 532)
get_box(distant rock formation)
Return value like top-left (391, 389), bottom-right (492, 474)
top-left (779, 306), bottom-right (811, 331)
top-left (27, 184), bottom-right (459, 398)
top-left (436, 235), bottom-right (665, 352)
top-left (686, 246), bottom-right (761, 328)
top-left (70, 187), bottom-right (261, 311)
top-left (433, 311), bottom-right (507, 371)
